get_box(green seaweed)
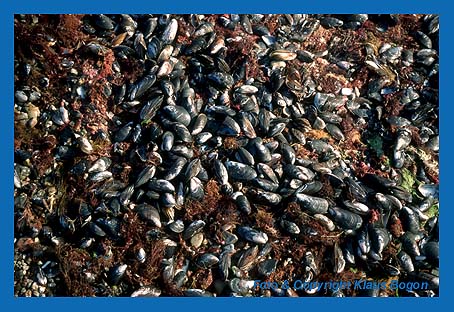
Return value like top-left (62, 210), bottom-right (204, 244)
top-left (426, 204), bottom-right (439, 219)
top-left (367, 135), bottom-right (384, 157)
top-left (400, 168), bottom-right (425, 201)
top-left (382, 156), bottom-right (391, 167)
top-left (141, 119), bottom-right (152, 126)
top-left (401, 168), bottom-right (416, 193)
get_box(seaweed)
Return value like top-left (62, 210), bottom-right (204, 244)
top-left (366, 134), bottom-right (384, 157)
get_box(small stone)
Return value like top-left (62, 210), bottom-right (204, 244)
top-left (191, 232), bottom-right (204, 248)
top-left (78, 137), bottom-right (94, 154)
top-left (31, 282), bottom-right (39, 291)
top-left (270, 61), bottom-right (286, 70)
top-left (314, 214), bottom-right (336, 231)
top-left (15, 90), bottom-right (28, 103)
top-left (341, 88), bottom-right (353, 96)
top-left (27, 117), bottom-right (38, 128)
top-left (25, 103), bottom-right (40, 119)
top-left (28, 91), bottom-right (41, 102)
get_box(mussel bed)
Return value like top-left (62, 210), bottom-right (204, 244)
top-left (14, 14), bottom-right (439, 297)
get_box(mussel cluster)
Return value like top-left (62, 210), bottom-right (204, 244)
top-left (14, 14), bottom-right (439, 297)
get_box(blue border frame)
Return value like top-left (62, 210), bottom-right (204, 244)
top-left (2, 0), bottom-right (451, 310)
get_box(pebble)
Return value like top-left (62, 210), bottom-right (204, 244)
top-left (15, 90), bottom-right (28, 102)
top-left (191, 232), bottom-right (204, 248)
top-left (341, 88), bottom-right (353, 96)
